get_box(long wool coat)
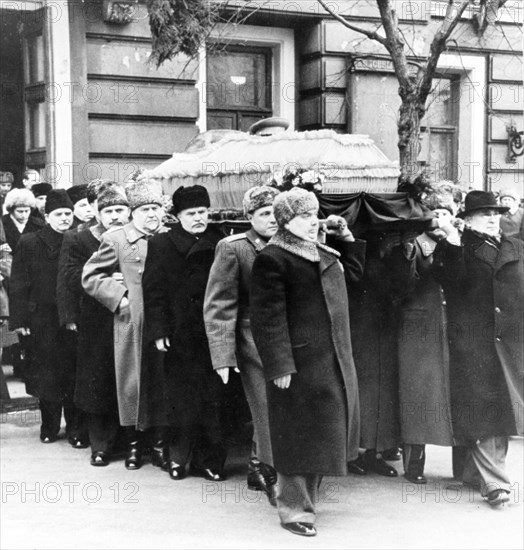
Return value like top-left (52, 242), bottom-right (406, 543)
top-left (348, 237), bottom-right (416, 452)
top-left (9, 225), bottom-right (74, 401)
top-left (250, 229), bottom-right (366, 476)
top-left (142, 223), bottom-right (225, 428)
top-left (398, 234), bottom-right (454, 446)
top-left (57, 225), bottom-right (117, 415)
top-left (433, 230), bottom-right (524, 439)
top-left (82, 222), bottom-right (167, 428)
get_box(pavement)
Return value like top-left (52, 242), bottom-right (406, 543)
top-left (0, 371), bottom-right (523, 550)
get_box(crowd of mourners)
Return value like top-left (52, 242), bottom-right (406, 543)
top-left (0, 168), bottom-right (523, 537)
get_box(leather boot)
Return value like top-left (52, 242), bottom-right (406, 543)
top-left (125, 436), bottom-right (143, 470)
top-left (151, 440), bottom-right (169, 470)
top-left (403, 444), bottom-right (426, 484)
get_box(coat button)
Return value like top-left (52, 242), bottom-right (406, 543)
top-left (442, 301), bottom-right (446, 305)
top-left (138, 269), bottom-right (142, 274)
top-left (495, 307), bottom-right (501, 313)
top-left (496, 337), bottom-right (501, 342)
top-left (136, 257), bottom-right (140, 261)
top-left (132, 245), bottom-right (137, 250)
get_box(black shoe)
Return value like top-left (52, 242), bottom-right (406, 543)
top-left (189, 464), bottom-right (225, 482)
top-left (486, 489), bottom-right (510, 507)
top-left (68, 436), bottom-right (89, 449)
top-left (91, 451), bottom-right (110, 467)
top-left (247, 460), bottom-right (277, 506)
top-left (168, 461), bottom-right (186, 480)
top-left (382, 447), bottom-right (402, 461)
top-left (40, 435), bottom-right (58, 444)
top-left (125, 442), bottom-right (143, 470)
top-left (403, 472), bottom-right (427, 484)
top-left (151, 446), bottom-right (169, 470)
top-left (363, 453), bottom-right (398, 477)
top-left (347, 455), bottom-right (368, 476)
top-left (281, 522), bottom-right (317, 537)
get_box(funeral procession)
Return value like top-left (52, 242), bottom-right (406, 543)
top-left (0, 1), bottom-right (522, 549)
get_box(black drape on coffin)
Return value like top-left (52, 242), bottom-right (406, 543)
top-left (317, 192), bottom-right (433, 238)
top-left (210, 192), bottom-right (434, 238)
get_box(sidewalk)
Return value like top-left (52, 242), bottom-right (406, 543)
top-left (1, 409), bottom-right (522, 550)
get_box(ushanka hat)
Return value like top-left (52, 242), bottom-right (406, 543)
top-left (460, 190), bottom-right (509, 217)
top-left (45, 189), bottom-right (74, 214)
top-left (125, 179), bottom-right (163, 211)
top-left (273, 187), bottom-right (319, 228)
top-left (31, 182), bottom-right (53, 198)
top-left (97, 184), bottom-right (129, 212)
top-left (498, 188), bottom-right (520, 202)
top-left (171, 185), bottom-right (210, 215)
top-left (66, 183), bottom-right (88, 205)
top-left (242, 185), bottom-right (280, 216)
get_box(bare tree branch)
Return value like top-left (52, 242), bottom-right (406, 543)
top-left (316, 0), bottom-right (387, 46)
top-left (419, 0), bottom-right (471, 103)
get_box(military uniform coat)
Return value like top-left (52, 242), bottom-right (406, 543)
top-left (204, 228), bottom-right (272, 463)
top-left (398, 234), bottom-right (454, 446)
top-left (433, 230), bottom-right (524, 439)
top-left (250, 229), bottom-right (366, 476)
top-left (9, 225), bottom-right (74, 401)
top-left (82, 222), bottom-right (167, 428)
top-left (57, 224), bottom-right (117, 415)
top-left (143, 223), bottom-right (225, 428)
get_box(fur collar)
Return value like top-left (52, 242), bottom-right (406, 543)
top-left (269, 229), bottom-right (340, 263)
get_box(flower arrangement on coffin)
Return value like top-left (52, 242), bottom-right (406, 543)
top-left (268, 166), bottom-right (325, 194)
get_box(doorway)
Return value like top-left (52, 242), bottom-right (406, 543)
top-left (0, 9), bottom-right (25, 187)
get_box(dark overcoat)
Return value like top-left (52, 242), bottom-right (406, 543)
top-left (57, 225), bottom-right (117, 414)
top-left (433, 230), bottom-right (524, 439)
top-left (9, 225), bottom-right (74, 401)
top-left (250, 229), bottom-right (366, 476)
top-left (143, 223), bottom-right (225, 428)
top-left (348, 238), bottom-right (416, 452)
top-left (2, 214), bottom-right (43, 251)
top-left (398, 234), bottom-right (454, 446)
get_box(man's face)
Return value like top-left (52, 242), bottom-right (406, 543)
top-left (23, 173), bottom-right (40, 189)
top-left (12, 207), bottom-right (31, 224)
top-left (45, 208), bottom-right (73, 233)
top-left (467, 208), bottom-right (501, 237)
top-left (74, 198), bottom-right (94, 222)
top-left (248, 205), bottom-right (278, 238)
top-left (99, 205), bottom-right (130, 230)
top-left (177, 206), bottom-right (209, 235)
top-left (35, 195), bottom-right (47, 215)
top-left (285, 209), bottom-right (319, 242)
top-left (500, 196), bottom-right (518, 214)
top-left (0, 182), bottom-right (12, 196)
top-left (132, 204), bottom-right (164, 233)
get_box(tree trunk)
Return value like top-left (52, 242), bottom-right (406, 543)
top-left (398, 88), bottom-right (424, 185)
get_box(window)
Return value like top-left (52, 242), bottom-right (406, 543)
top-left (206, 45), bottom-right (273, 132)
top-left (419, 77), bottom-right (460, 182)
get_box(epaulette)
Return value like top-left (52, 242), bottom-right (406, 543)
top-left (224, 233), bottom-right (247, 242)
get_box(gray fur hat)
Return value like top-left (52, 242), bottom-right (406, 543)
top-left (125, 180), bottom-right (163, 211)
top-left (273, 187), bottom-right (319, 228)
top-left (242, 185), bottom-right (280, 216)
top-left (4, 188), bottom-right (36, 212)
top-left (97, 184), bottom-right (129, 212)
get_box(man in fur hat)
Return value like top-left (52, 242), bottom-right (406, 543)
top-left (67, 184), bottom-right (94, 229)
top-left (204, 185), bottom-right (279, 501)
top-left (434, 190), bottom-right (524, 507)
top-left (58, 183), bottom-right (130, 461)
top-left (31, 182), bottom-right (53, 220)
top-left (82, 179), bottom-right (168, 470)
top-left (142, 184), bottom-right (229, 482)
top-left (9, 189), bottom-right (85, 444)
